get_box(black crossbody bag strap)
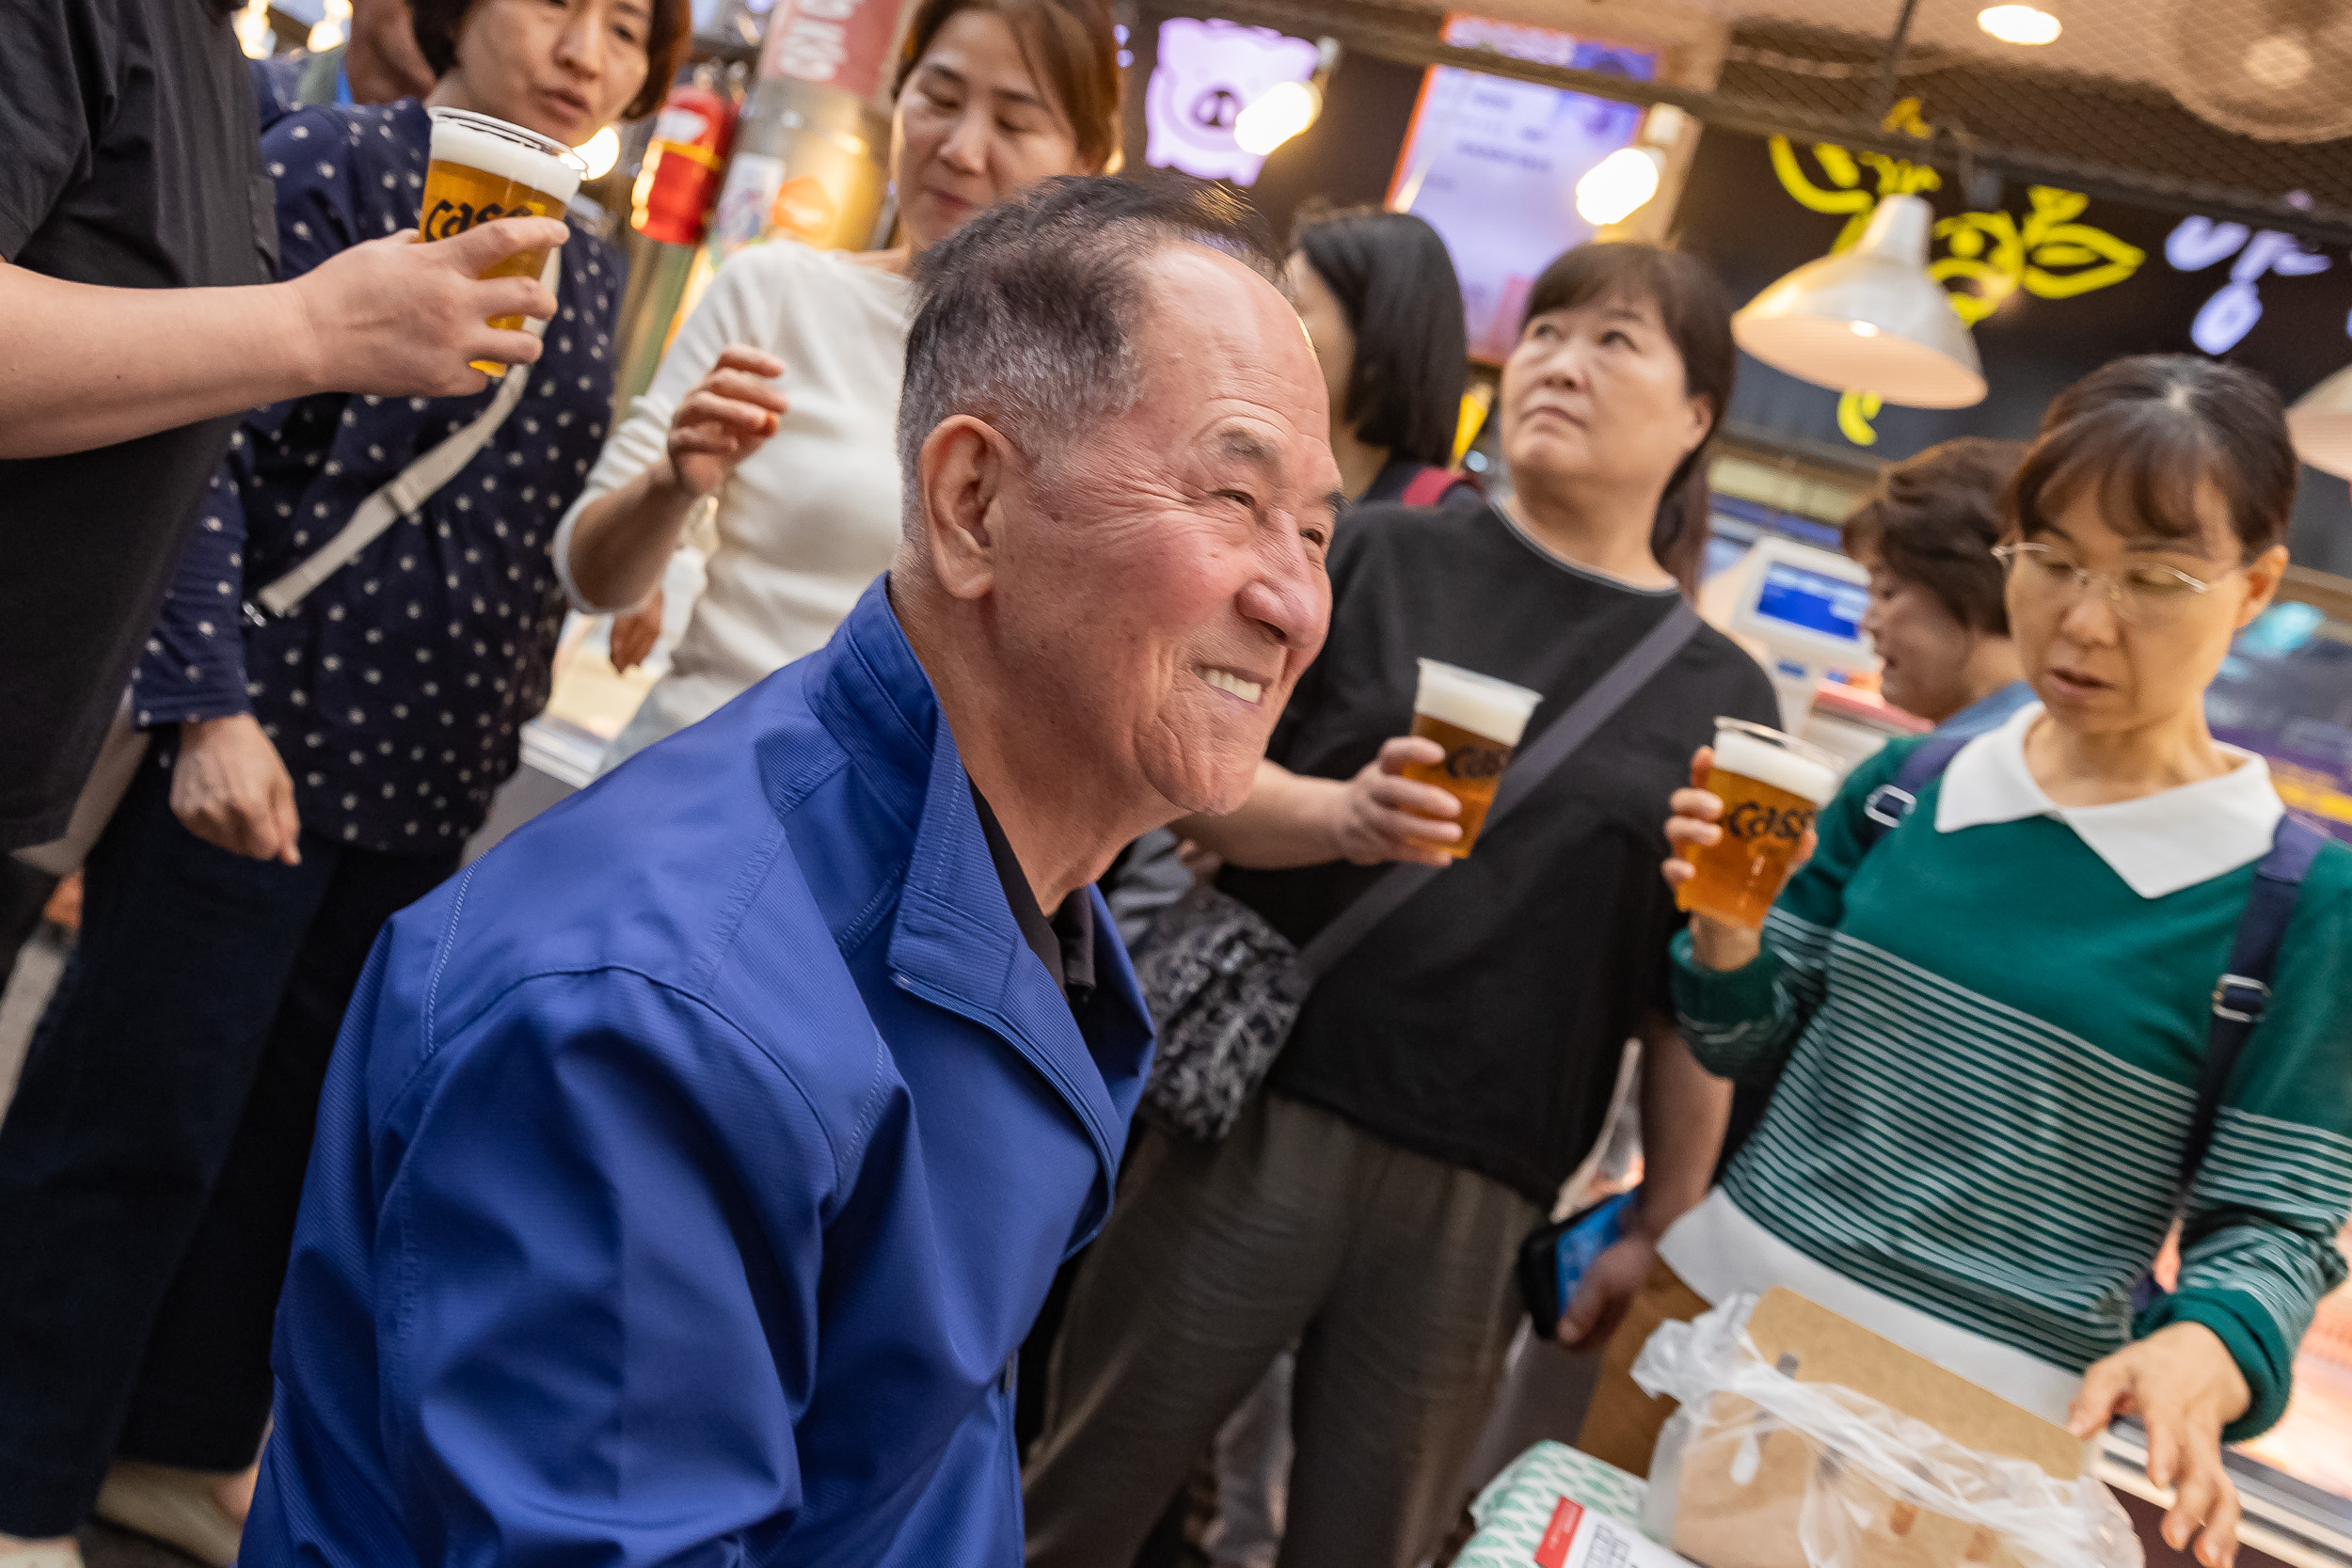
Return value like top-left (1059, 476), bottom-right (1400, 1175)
top-left (2175, 816), bottom-right (2325, 1201)
top-left (1294, 601), bottom-right (1704, 983)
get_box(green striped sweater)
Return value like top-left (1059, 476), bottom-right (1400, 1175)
top-left (1671, 736), bottom-right (2352, 1439)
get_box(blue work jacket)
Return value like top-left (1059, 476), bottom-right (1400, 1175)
top-left (242, 578), bottom-right (1155, 1567)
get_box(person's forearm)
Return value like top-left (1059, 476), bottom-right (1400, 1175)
top-left (1630, 1018), bottom-right (1732, 1242)
top-left (1175, 760), bottom-right (1346, 870)
top-left (564, 459), bottom-right (702, 612)
top-left (0, 263), bottom-right (320, 458)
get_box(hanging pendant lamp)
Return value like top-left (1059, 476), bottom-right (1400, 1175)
top-left (2287, 362), bottom-right (2352, 479)
top-left (1732, 193), bottom-right (1987, 409)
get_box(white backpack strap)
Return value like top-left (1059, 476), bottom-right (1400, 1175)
top-left (253, 246), bottom-right (562, 619)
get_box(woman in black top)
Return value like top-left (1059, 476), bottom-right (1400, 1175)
top-left (1288, 206), bottom-right (1477, 507)
top-left (1025, 244), bottom-right (1778, 1568)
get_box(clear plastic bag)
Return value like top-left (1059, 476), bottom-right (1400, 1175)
top-left (1632, 1297), bottom-right (2140, 1568)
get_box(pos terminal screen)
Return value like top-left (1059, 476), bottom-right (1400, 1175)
top-left (1754, 562), bottom-right (1869, 643)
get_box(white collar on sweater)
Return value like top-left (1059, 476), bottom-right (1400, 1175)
top-left (1933, 701), bottom-right (2282, 899)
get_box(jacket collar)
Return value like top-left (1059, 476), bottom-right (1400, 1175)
top-left (809, 578), bottom-right (1152, 1237)
top-left (1933, 700), bottom-right (2283, 899)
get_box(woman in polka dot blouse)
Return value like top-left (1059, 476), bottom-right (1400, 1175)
top-left (0, 0), bottom-right (687, 1559)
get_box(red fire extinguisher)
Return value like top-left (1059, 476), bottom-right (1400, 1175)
top-left (633, 65), bottom-right (738, 246)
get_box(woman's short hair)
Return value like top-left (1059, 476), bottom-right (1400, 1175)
top-left (2009, 355), bottom-right (2297, 562)
top-left (892, 0), bottom-right (1122, 174)
top-left (1293, 205), bottom-right (1468, 472)
top-left (1844, 437), bottom-right (2027, 636)
top-left (1519, 243), bottom-right (1735, 597)
top-left (410, 0), bottom-right (692, 121)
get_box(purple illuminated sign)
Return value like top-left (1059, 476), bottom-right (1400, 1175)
top-left (1143, 17), bottom-right (1319, 187)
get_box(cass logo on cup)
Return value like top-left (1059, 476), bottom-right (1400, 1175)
top-left (1724, 798), bottom-right (1816, 842)
top-left (421, 198), bottom-right (528, 240)
top-left (1444, 744), bottom-right (1507, 783)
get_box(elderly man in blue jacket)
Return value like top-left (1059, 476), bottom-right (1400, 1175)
top-left (239, 177), bottom-right (1344, 1568)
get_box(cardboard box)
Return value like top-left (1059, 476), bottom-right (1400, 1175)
top-left (1668, 1289), bottom-right (2087, 1568)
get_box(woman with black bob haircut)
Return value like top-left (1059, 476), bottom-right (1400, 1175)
top-left (1288, 205), bottom-right (1475, 505)
top-left (1599, 355), bottom-right (2352, 1568)
top-left (1025, 243), bottom-right (1778, 1568)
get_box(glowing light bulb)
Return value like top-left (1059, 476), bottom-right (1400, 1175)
top-left (234, 0), bottom-right (275, 57)
top-left (1848, 321), bottom-right (1883, 337)
top-left (1977, 6), bottom-right (2061, 45)
top-left (1233, 81), bottom-right (1320, 157)
top-left (577, 126), bottom-right (621, 180)
top-left (308, 15), bottom-right (344, 48)
top-left (1573, 146), bottom-right (1663, 227)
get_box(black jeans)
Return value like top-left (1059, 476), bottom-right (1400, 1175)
top-left (0, 752), bottom-right (456, 1536)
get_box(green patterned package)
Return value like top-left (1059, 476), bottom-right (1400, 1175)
top-left (1452, 1442), bottom-right (1684, 1568)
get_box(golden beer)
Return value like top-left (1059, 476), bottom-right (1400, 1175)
top-left (1677, 718), bottom-right (1842, 930)
top-left (419, 109), bottom-right (583, 372)
top-left (1401, 659), bottom-right (1542, 860)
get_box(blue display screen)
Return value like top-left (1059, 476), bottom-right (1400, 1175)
top-left (1755, 562), bottom-right (1868, 641)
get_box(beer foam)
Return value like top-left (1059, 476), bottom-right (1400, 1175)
top-left (1711, 725), bottom-right (1840, 805)
top-left (427, 112), bottom-right (582, 206)
top-left (1414, 660), bottom-right (1543, 745)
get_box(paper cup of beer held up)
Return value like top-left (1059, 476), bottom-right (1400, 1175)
top-left (1678, 718), bottom-right (1842, 930)
top-left (1403, 659), bottom-right (1544, 860)
top-left (419, 108), bottom-right (584, 373)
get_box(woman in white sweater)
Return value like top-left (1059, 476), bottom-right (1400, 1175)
top-left (556, 0), bottom-right (1119, 767)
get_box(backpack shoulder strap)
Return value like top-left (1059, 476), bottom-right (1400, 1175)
top-left (1398, 466), bottom-right (1461, 507)
top-left (2175, 816), bottom-right (2328, 1201)
top-left (1856, 731), bottom-right (1974, 850)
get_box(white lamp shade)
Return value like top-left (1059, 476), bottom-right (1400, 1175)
top-left (2287, 362), bottom-right (2352, 479)
top-left (1732, 194), bottom-right (1988, 410)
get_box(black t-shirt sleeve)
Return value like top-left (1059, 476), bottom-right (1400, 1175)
top-left (0, 0), bottom-right (104, 260)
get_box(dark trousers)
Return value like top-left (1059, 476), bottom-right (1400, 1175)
top-left (1025, 1092), bottom-right (1541, 1568)
top-left (0, 754), bottom-right (456, 1536)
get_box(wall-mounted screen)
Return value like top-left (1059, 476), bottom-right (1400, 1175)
top-left (1388, 17), bottom-right (1654, 362)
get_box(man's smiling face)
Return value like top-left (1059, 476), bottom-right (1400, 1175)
top-left (988, 241), bottom-right (1343, 817)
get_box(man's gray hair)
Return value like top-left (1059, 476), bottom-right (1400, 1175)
top-left (896, 175), bottom-right (1280, 522)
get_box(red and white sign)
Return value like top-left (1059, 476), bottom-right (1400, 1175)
top-left (757, 0), bottom-right (902, 101)
top-left (1536, 1497), bottom-right (1586, 1568)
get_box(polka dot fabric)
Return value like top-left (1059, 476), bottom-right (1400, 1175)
top-left (134, 100), bottom-right (622, 853)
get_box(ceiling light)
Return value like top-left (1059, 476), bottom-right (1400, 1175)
top-left (1732, 193), bottom-right (1987, 409)
top-left (1233, 79), bottom-right (1321, 157)
top-left (1574, 147), bottom-right (1664, 227)
top-left (577, 126), bottom-right (621, 181)
top-left (1978, 5), bottom-right (2061, 45)
top-left (2287, 362), bottom-right (2352, 479)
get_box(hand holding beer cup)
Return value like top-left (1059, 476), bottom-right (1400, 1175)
top-left (1664, 719), bottom-right (1839, 969)
top-left (663, 344), bottom-right (789, 499)
top-left (286, 217), bottom-right (566, 398)
top-left (1396, 660), bottom-right (1543, 861)
top-left (413, 108), bottom-right (586, 373)
top-left (1332, 736), bottom-right (1466, 867)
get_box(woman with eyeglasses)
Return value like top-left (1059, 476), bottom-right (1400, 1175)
top-left (1580, 356), bottom-right (2351, 1568)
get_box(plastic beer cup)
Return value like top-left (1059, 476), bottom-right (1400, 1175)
top-left (1402, 659), bottom-right (1544, 860)
top-left (419, 108), bottom-right (584, 373)
top-left (1677, 717), bottom-right (1842, 929)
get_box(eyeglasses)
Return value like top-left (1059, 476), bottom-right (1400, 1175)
top-left (1991, 542), bottom-right (2234, 626)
